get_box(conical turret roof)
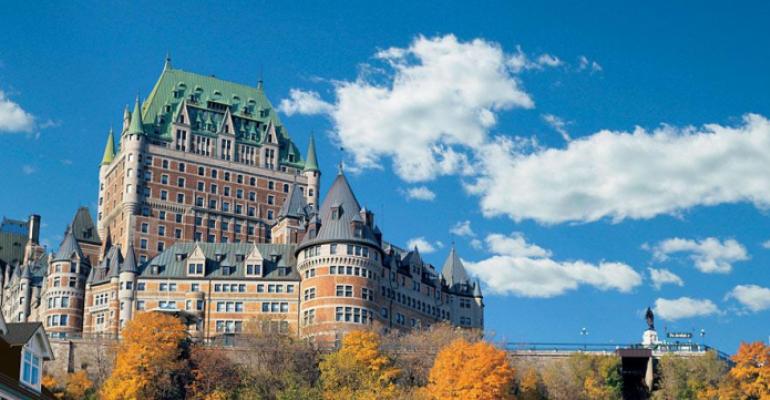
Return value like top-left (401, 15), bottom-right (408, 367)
top-left (441, 246), bottom-right (470, 290)
top-left (101, 128), bottom-right (115, 165)
top-left (278, 183), bottom-right (309, 220)
top-left (121, 243), bottom-right (138, 273)
top-left (299, 171), bottom-right (379, 248)
top-left (127, 97), bottom-right (145, 135)
top-left (304, 134), bottom-right (319, 172)
top-left (54, 226), bottom-right (85, 261)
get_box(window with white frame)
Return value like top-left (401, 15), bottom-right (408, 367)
top-left (21, 350), bottom-right (40, 387)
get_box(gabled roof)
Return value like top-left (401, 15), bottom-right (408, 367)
top-left (1, 322), bottom-right (41, 346)
top-left (299, 171), bottom-right (380, 248)
top-left (441, 246), bottom-right (471, 290)
top-left (278, 183), bottom-right (309, 220)
top-left (121, 243), bottom-right (138, 273)
top-left (54, 227), bottom-right (85, 262)
top-left (70, 207), bottom-right (100, 245)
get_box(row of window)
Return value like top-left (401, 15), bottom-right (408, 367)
top-left (158, 159), bottom-right (292, 191)
top-left (261, 302), bottom-right (290, 313)
top-left (381, 286), bottom-right (450, 320)
top-left (50, 262), bottom-right (78, 274)
top-left (335, 306), bottom-right (373, 324)
top-left (301, 244), bottom-right (378, 260)
top-left (334, 285), bottom-right (374, 301)
top-left (330, 265), bottom-right (375, 279)
top-left (47, 296), bottom-right (70, 309)
top-left (216, 301), bottom-right (244, 312)
top-left (51, 277), bottom-right (80, 288)
top-left (46, 314), bottom-right (69, 327)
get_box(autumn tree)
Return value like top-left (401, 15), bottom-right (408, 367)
top-left (517, 368), bottom-right (546, 400)
top-left (319, 330), bottom-right (402, 400)
top-left (423, 338), bottom-right (515, 400)
top-left (100, 312), bottom-right (189, 400)
top-left (724, 341), bottom-right (770, 399)
top-left (538, 354), bottom-right (622, 400)
top-left (382, 322), bottom-right (482, 387)
top-left (652, 351), bottom-right (728, 400)
top-left (186, 346), bottom-right (241, 400)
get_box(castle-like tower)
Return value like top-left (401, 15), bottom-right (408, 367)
top-left (97, 58), bottom-right (319, 264)
top-left (42, 228), bottom-right (91, 337)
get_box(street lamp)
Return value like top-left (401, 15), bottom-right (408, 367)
top-left (699, 328), bottom-right (706, 350)
top-left (580, 327), bottom-right (589, 351)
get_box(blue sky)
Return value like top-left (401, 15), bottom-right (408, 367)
top-left (2, 1), bottom-right (770, 352)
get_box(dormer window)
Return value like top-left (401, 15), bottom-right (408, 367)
top-left (187, 262), bottom-right (204, 276)
top-left (331, 205), bottom-right (342, 220)
top-left (222, 265), bottom-right (235, 275)
top-left (246, 263), bottom-right (262, 277)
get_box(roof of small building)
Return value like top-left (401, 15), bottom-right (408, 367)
top-left (1, 322), bottom-right (41, 347)
top-left (54, 227), bottom-right (86, 262)
top-left (441, 246), bottom-right (473, 294)
top-left (278, 183), bottom-right (310, 220)
top-left (70, 207), bottom-right (100, 245)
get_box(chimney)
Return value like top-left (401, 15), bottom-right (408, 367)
top-left (28, 215), bottom-right (40, 244)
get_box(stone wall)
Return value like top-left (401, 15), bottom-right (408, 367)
top-left (45, 337), bottom-right (118, 384)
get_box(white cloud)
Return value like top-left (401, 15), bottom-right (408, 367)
top-left (450, 220), bottom-right (475, 237)
top-left (654, 297), bottom-right (720, 321)
top-left (0, 90), bottom-right (35, 133)
top-left (651, 237), bottom-right (748, 274)
top-left (648, 268), bottom-right (684, 290)
top-left (278, 89), bottom-right (334, 116)
top-left (536, 54), bottom-right (563, 67)
top-left (403, 186), bottom-right (436, 201)
top-left (542, 113), bottom-right (570, 141)
top-left (469, 114), bottom-right (770, 224)
top-left (762, 240), bottom-right (770, 249)
top-left (21, 165), bottom-right (36, 175)
top-left (726, 285), bottom-right (770, 313)
top-left (280, 34), bottom-right (535, 182)
top-left (470, 238), bottom-right (483, 250)
top-left (465, 232), bottom-right (642, 297)
top-left (406, 237), bottom-right (441, 254)
top-left (578, 56), bottom-right (602, 73)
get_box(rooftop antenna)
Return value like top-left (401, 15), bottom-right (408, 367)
top-left (163, 51), bottom-right (172, 71)
top-left (337, 146), bottom-right (345, 174)
top-left (257, 64), bottom-right (264, 90)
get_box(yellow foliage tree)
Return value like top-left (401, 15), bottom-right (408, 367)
top-left (319, 330), bottom-right (402, 400)
top-left (100, 312), bottom-right (188, 400)
top-left (42, 374), bottom-right (64, 399)
top-left (64, 370), bottom-right (93, 399)
top-left (518, 368), bottom-right (545, 400)
top-left (423, 339), bottom-right (515, 400)
top-left (726, 341), bottom-right (770, 399)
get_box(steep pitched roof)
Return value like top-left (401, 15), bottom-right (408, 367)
top-left (278, 183), bottom-right (309, 220)
top-left (70, 207), bottom-right (100, 245)
top-left (304, 134), bottom-right (319, 172)
top-left (54, 227), bottom-right (85, 262)
top-left (441, 246), bottom-right (470, 290)
top-left (299, 171), bottom-right (379, 248)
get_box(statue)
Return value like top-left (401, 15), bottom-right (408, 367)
top-left (645, 307), bottom-right (655, 331)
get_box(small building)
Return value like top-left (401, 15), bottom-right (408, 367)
top-left (0, 312), bottom-right (55, 399)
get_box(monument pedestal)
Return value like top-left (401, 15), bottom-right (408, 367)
top-left (642, 329), bottom-right (659, 347)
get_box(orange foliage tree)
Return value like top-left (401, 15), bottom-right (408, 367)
top-left (726, 341), bottom-right (770, 399)
top-left (64, 370), bottom-right (93, 399)
top-left (100, 312), bottom-right (189, 400)
top-left (423, 339), bottom-right (516, 400)
top-left (319, 330), bottom-right (402, 400)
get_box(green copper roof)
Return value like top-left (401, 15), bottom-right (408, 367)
top-left (101, 128), bottom-right (115, 165)
top-left (138, 65), bottom-right (306, 168)
top-left (304, 134), bottom-right (319, 172)
top-left (127, 97), bottom-right (145, 135)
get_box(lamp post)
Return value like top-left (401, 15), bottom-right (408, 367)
top-left (699, 328), bottom-right (706, 350)
top-left (580, 327), bottom-right (588, 351)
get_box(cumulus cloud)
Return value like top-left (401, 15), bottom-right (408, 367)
top-left (450, 220), bottom-right (475, 237)
top-left (725, 284), bottom-right (770, 313)
top-left (406, 237), bottom-right (442, 253)
top-left (536, 54), bottom-right (563, 68)
top-left (0, 90), bottom-right (36, 133)
top-left (280, 34), bottom-right (536, 182)
top-left (465, 232), bottom-right (642, 297)
top-left (654, 297), bottom-right (720, 321)
top-left (469, 115), bottom-right (770, 224)
top-left (278, 89), bottom-right (334, 116)
top-left (402, 186), bottom-right (436, 201)
top-left (542, 113), bottom-right (570, 141)
top-left (648, 267), bottom-right (684, 290)
top-left (762, 240), bottom-right (770, 249)
top-left (470, 238), bottom-right (483, 250)
top-left (650, 237), bottom-right (749, 274)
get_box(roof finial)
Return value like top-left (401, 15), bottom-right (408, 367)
top-left (337, 146), bottom-right (345, 175)
top-left (163, 52), bottom-right (172, 71)
top-left (257, 64), bottom-right (264, 90)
